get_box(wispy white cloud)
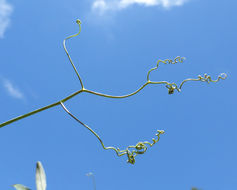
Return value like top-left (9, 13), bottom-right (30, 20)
top-left (92, 0), bottom-right (189, 14)
top-left (2, 78), bottom-right (24, 99)
top-left (0, 0), bottom-right (13, 38)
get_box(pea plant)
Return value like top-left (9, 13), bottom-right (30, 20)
top-left (0, 19), bottom-right (227, 164)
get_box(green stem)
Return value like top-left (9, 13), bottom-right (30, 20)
top-left (0, 82), bottom-right (151, 128)
top-left (0, 101), bottom-right (60, 128)
top-left (0, 72), bottom-right (226, 129)
top-left (0, 90), bottom-right (84, 128)
top-left (0, 20), bottom-right (227, 130)
top-left (83, 82), bottom-right (149, 99)
top-left (63, 19), bottom-right (84, 88)
top-left (60, 102), bottom-right (122, 155)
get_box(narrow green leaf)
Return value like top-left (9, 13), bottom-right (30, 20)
top-left (12, 184), bottom-right (31, 190)
top-left (36, 161), bottom-right (47, 190)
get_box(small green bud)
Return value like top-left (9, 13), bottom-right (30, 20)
top-left (127, 155), bottom-right (135, 164)
top-left (76, 19), bottom-right (81, 24)
top-left (168, 86), bottom-right (175, 94)
top-left (157, 130), bottom-right (165, 134)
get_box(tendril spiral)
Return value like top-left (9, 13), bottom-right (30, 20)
top-left (0, 19), bottom-right (227, 164)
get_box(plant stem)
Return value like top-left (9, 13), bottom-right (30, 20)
top-left (0, 101), bottom-right (60, 128)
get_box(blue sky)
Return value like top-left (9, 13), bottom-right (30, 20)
top-left (0, 0), bottom-right (236, 189)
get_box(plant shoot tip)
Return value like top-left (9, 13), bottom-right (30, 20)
top-left (76, 19), bottom-right (81, 24)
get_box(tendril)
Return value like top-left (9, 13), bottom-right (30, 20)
top-left (147, 56), bottom-right (185, 81)
top-left (146, 56), bottom-right (227, 95)
top-left (0, 19), bottom-right (227, 164)
top-left (60, 102), bottom-right (164, 164)
top-left (63, 19), bottom-right (84, 89)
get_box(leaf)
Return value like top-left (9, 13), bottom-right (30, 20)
top-left (35, 161), bottom-right (47, 190)
top-left (12, 184), bottom-right (31, 190)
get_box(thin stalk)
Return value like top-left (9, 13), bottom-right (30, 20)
top-left (0, 19), bottom-right (227, 164)
top-left (0, 101), bottom-right (60, 128)
top-left (63, 19), bottom-right (84, 89)
top-left (60, 102), bottom-right (164, 164)
top-left (83, 82), bottom-right (149, 99)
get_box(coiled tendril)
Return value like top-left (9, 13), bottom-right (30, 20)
top-left (60, 101), bottom-right (164, 164)
top-left (0, 19), bottom-right (227, 164)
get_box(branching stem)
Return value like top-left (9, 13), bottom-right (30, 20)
top-left (0, 19), bottom-right (227, 164)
